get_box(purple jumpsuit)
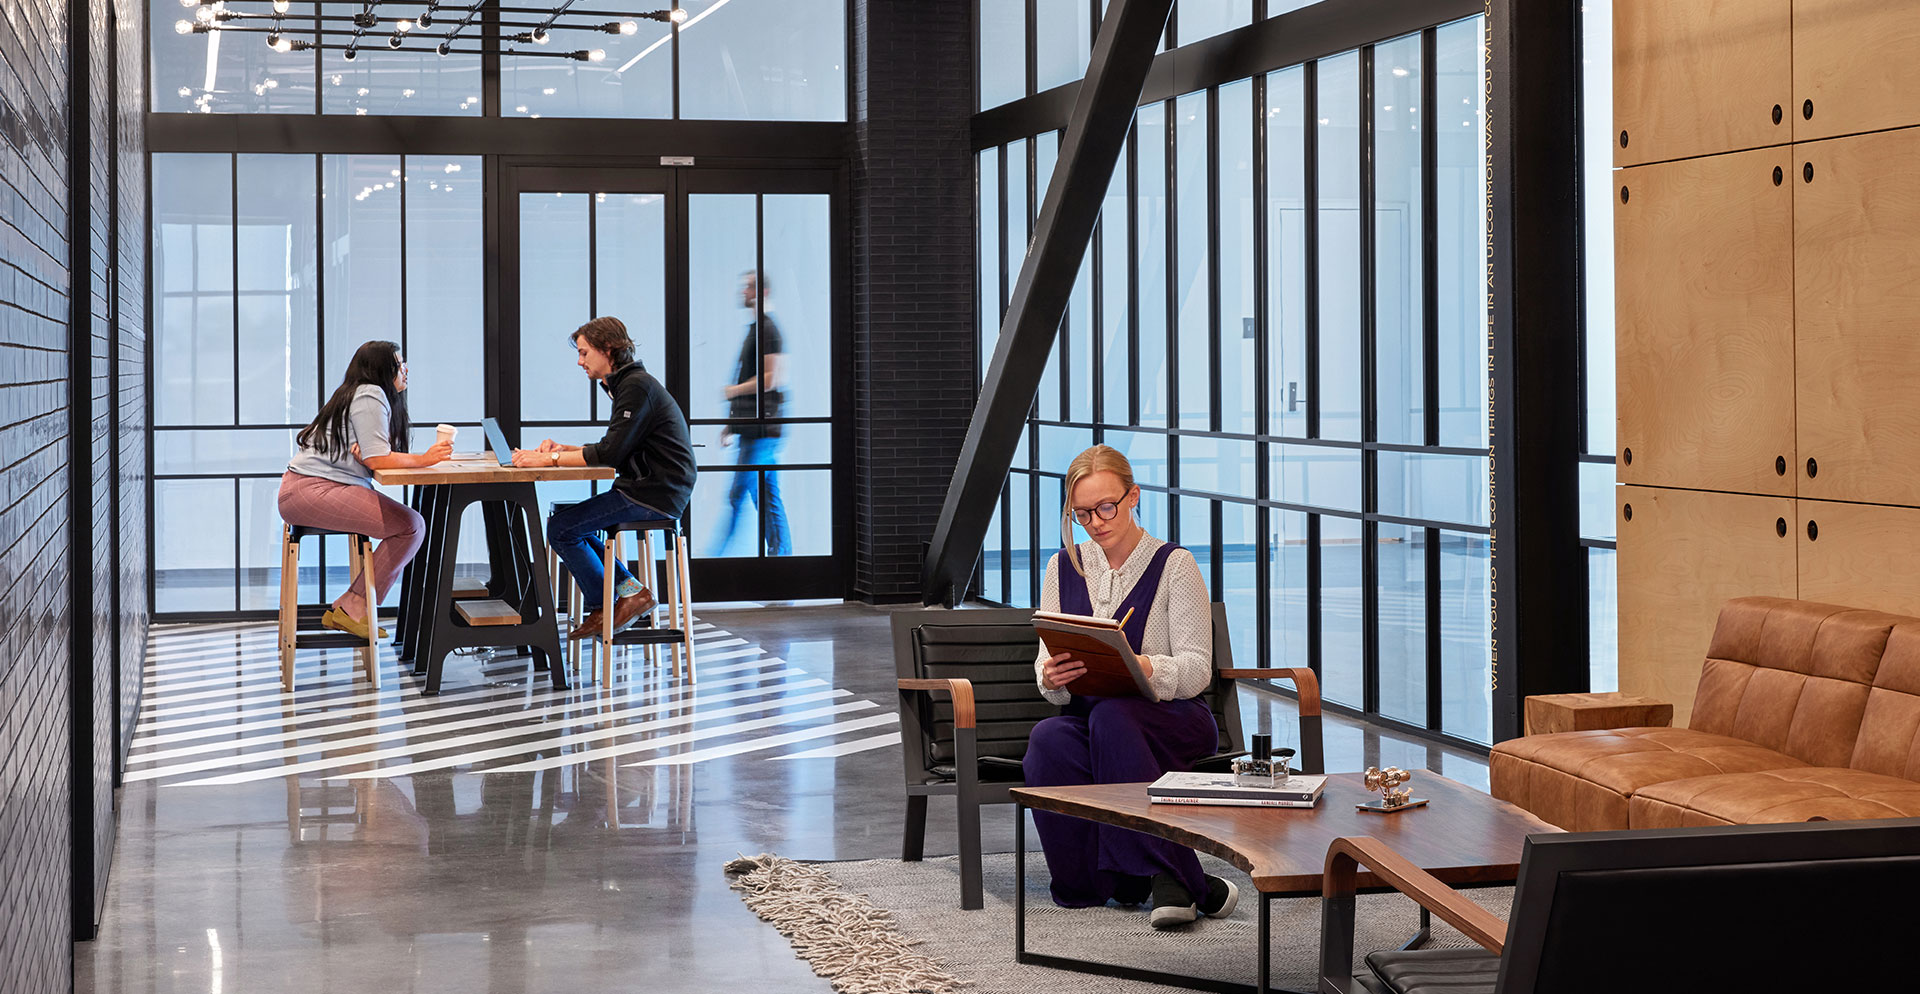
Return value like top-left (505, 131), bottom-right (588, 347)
top-left (1022, 543), bottom-right (1220, 907)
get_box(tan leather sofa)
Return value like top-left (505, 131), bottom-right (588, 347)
top-left (1491, 597), bottom-right (1920, 832)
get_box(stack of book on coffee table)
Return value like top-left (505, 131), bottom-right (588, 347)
top-left (1146, 772), bottom-right (1329, 808)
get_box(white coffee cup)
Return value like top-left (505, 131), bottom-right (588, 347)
top-left (436, 423), bottom-right (457, 448)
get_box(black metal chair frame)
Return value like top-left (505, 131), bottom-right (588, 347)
top-left (1319, 817), bottom-right (1920, 994)
top-left (894, 603), bottom-right (1325, 910)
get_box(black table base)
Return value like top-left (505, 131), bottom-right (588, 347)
top-left (393, 480), bottom-right (568, 695)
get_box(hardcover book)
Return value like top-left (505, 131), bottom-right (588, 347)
top-left (1146, 771), bottom-right (1328, 808)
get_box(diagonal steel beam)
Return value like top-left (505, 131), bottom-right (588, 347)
top-left (922, 0), bottom-right (1174, 606)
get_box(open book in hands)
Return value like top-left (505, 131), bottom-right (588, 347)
top-left (1033, 610), bottom-right (1156, 700)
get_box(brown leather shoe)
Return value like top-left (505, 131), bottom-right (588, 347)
top-left (569, 609), bottom-right (610, 641)
top-left (611, 588), bottom-right (656, 633)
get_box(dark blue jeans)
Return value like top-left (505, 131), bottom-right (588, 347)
top-left (547, 488), bottom-right (673, 611)
top-left (717, 434), bottom-right (791, 556)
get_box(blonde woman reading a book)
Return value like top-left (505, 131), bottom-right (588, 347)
top-left (1024, 444), bottom-right (1237, 930)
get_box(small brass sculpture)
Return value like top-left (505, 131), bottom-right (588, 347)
top-left (1357, 766), bottom-right (1428, 813)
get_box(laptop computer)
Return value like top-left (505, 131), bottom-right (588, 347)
top-left (481, 417), bottom-right (515, 467)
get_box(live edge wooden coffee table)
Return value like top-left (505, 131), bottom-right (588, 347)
top-left (1011, 772), bottom-right (1558, 994)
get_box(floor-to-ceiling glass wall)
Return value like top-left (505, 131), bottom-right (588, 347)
top-left (1580, 0), bottom-right (1620, 691)
top-left (974, 4), bottom-right (1492, 744)
top-left (148, 0), bottom-right (850, 615)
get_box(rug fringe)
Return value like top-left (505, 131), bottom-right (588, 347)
top-left (724, 853), bottom-right (969, 994)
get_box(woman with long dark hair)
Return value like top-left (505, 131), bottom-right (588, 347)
top-left (278, 341), bottom-right (450, 639)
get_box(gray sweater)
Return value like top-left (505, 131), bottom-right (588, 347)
top-left (286, 385), bottom-right (393, 487)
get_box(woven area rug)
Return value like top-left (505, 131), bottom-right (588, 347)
top-left (727, 851), bottom-right (1510, 993)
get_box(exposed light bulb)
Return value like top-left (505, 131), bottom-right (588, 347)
top-left (178, 0), bottom-right (196, 8)
top-left (343, 48), bottom-right (357, 60)
top-left (402, 88), bottom-right (415, 97)
top-left (174, 19), bottom-right (193, 33)
top-left (194, 6), bottom-right (214, 22)
top-left (444, 163), bottom-right (460, 173)
top-left (384, 181), bottom-right (394, 188)
top-left (531, 28), bottom-right (549, 44)
top-left (265, 78), bottom-right (278, 88)
top-left (1391, 66), bottom-right (1409, 77)
top-left (387, 33), bottom-right (403, 48)
top-left (177, 85), bottom-right (192, 97)
top-left (357, 87), bottom-right (369, 96)
top-left (253, 84), bottom-right (266, 95)
top-left (355, 107), bottom-right (368, 115)
top-left (542, 87), bottom-right (555, 95)
top-left (515, 105), bottom-right (528, 114)
top-left (397, 19), bottom-right (412, 31)
top-left (272, 0), bottom-right (288, 11)
top-left (389, 168), bottom-right (400, 177)
top-left (670, 7), bottom-right (687, 23)
top-left (619, 20), bottom-right (636, 34)
top-left (417, 11), bottom-right (432, 26)
top-left (270, 35), bottom-right (291, 52)
top-left (435, 41), bottom-right (450, 56)
top-left (588, 48), bottom-right (605, 61)
top-left (331, 74), bottom-right (342, 84)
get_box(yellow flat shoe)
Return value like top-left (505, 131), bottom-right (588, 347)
top-left (321, 607), bottom-right (383, 640)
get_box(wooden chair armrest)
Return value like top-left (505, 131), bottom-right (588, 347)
top-left (1323, 836), bottom-right (1506, 955)
top-left (1218, 667), bottom-right (1321, 718)
top-left (898, 678), bottom-right (976, 730)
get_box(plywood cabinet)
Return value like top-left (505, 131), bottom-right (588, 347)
top-left (1797, 500), bottom-right (1920, 618)
top-left (1794, 0), bottom-right (1920, 141)
top-left (1615, 149), bottom-right (1795, 495)
top-left (1795, 129), bottom-right (1920, 507)
top-left (1615, 0), bottom-right (1791, 166)
top-left (1617, 486), bottom-right (1798, 726)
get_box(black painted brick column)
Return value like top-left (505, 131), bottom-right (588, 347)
top-left (848, 0), bottom-right (978, 603)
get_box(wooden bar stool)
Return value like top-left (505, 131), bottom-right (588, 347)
top-left (278, 524), bottom-right (381, 692)
top-left (568, 518), bottom-right (697, 687)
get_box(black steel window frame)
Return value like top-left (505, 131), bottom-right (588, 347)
top-left (147, 0), bottom-right (856, 124)
top-left (146, 150), bottom-right (466, 615)
top-left (970, 1), bottom-right (1493, 750)
top-left (498, 162), bottom-right (853, 599)
top-left (146, 140), bottom-right (854, 619)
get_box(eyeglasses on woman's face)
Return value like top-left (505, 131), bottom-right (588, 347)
top-left (1071, 498), bottom-right (1126, 526)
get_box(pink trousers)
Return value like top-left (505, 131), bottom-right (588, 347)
top-left (277, 471), bottom-right (425, 620)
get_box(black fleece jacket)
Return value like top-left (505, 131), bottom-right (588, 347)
top-left (580, 362), bottom-right (696, 519)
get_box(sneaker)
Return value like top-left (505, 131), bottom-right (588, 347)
top-left (1147, 873), bottom-right (1198, 930)
top-left (1198, 875), bottom-right (1239, 919)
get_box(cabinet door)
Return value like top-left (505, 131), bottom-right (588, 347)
top-left (1796, 130), bottom-right (1920, 506)
top-left (1794, 0), bottom-right (1920, 140)
top-left (1615, 0), bottom-right (1791, 166)
top-left (1617, 486), bottom-right (1797, 726)
top-left (1616, 149), bottom-right (1795, 495)
top-left (1798, 500), bottom-right (1920, 617)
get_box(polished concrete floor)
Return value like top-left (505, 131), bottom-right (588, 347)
top-left (77, 602), bottom-right (1488, 994)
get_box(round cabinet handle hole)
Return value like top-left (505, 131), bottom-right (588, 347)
top-left (1804, 162), bottom-right (1815, 183)
top-left (1806, 457), bottom-right (1818, 478)
top-left (1623, 447), bottom-right (1633, 465)
top-left (1776, 456), bottom-right (1787, 476)
top-left (1619, 130), bottom-right (1629, 148)
top-left (1803, 99), bottom-right (1814, 120)
top-left (1623, 503), bottom-right (1633, 522)
top-left (1773, 104), bottom-right (1783, 125)
top-left (1808, 520), bottom-right (1819, 541)
top-left (1777, 518), bottom-right (1788, 538)
top-left (1773, 166), bottom-right (1783, 186)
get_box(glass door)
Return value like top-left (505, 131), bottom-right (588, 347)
top-left (502, 164), bottom-right (848, 602)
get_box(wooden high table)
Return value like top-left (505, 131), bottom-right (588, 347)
top-left (1011, 773), bottom-right (1558, 994)
top-left (374, 457), bottom-right (615, 694)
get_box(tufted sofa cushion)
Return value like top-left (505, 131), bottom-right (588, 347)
top-left (1628, 767), bottom-right (1920, 828)
top-left (1488, 727), bottom-right (1805, 833)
